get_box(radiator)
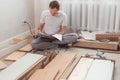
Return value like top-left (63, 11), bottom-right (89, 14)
top-left (61, 0), bottom-right (120, 33)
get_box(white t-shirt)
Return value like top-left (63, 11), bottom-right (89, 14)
top-left (40, 10), bottom-right (67, 35)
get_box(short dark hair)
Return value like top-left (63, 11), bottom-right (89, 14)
top-left (49, 1), bottom-right (60, 10)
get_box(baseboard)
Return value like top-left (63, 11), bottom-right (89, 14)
top-left (0, 29), bottom-right (34, 49)
top-left (0, 29), bottom-right (35, 58)
top-left (0, 40), bottom-right (28, 58)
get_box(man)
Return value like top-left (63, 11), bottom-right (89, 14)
top-left (32, 0), bottom-right (78, 50)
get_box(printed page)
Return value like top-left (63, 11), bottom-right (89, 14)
top-left (52, 34), bottom-right (62, 41)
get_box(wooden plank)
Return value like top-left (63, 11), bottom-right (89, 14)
top-left (73, 39), bottom-right (118, 50)
top-left (18, 56), bottom-right (46, 80)
top-left (68, 58), bottom-right (94, 80)
top-left (29, 69), bottom-right (58, 80)
top-left (45, 53), bottom-right (76, 80)
top-left (60, 55), bottom-right (81, 80)
top-left (13, 38), bottom-right (22, 44)
top-left (96, 34), bottom-right (120, 41)
top-left (85, 60), bottom-right (114, 80)
top-left (25, 36), bottom-right (34, 43)
top-left (4, 51), bottom-right (26, 61)
top-left (19, 44), bottom-right (32, 52)
top-left (0, 61), bottom-right (7, 70)
top-left (0, 53), bottom-right (43, 80)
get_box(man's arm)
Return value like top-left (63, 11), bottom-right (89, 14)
top-left (58, 26), bottom-right (66, 35)
top-left (36, 23), bottom-right (44, 34)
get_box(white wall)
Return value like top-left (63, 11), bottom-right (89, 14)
top-left (34, 0), bottom-right (49, 30)
top-left (0, 0), bottom-right (35, 42)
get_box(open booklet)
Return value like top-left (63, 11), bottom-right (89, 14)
top-left (52, 34), bottom-right (62, 41)
top-left (81, 31), bottom-right (96, 40)
top-left (40, 33), bottom-right (62, 41)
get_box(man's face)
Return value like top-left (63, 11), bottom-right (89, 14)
top-left (49, 8), bottom-right (59, 16)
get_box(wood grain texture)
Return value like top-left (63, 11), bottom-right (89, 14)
top-left (0, 61), bottom-right (7, 70)
top-left (25, 36), bottom-right (34, 43)
top-left (0, 53), bottom-right (43, 80)
top-left (60, 55), bottom-right (81, 80)
top-left (96, 34), bottom-right (120, 41)
top-left (13, 38), bottom-right (22, 44)
top-left (67, 57), bottom-right (114, 80)
top-left (18, 56), bottom-right (46, 80)
top-left (68, 58), bottom-right (94, 80)
top-left (85, 60), bottom-right (114, 80)
top-left (45, 53), bottom-right (76, 80)
top-left (73, 39), bottom-right (118, 50)
top-left (4, 51), bottom-right (26, 61)
top-left (19, 44), bottom-right (32, 52)
top-left (29, 69), bottom-right (58, 80)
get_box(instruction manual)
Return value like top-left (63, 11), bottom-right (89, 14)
top-left (40, 33), bottom-right (62, 41)
top-left (52, 34), bottom-right (62, 41)
top-left (81, 31), bottom-right (96, 40)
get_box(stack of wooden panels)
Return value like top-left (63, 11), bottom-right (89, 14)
top-left (29, 53), bottom-right (76, 80)
top-left (0, 53), bottom-right (44, 80)
top-left (73, 39), bottom-right (118, 50)
top-left (18, 44), bottom-right (32, 52)
top-left (66, 57), bottom-right (115, 80)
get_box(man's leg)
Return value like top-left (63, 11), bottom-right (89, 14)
top-left (31, 37), bottom-right (58, 50)
top-left (53, 33), bottom-right (78, 45)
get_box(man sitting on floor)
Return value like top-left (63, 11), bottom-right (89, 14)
top-left (32, 0), bottom-right (78, 50)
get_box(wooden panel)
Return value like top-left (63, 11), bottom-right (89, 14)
top-left (85, 60), bottom-right (114, 80)
top-left (19, 44), bottom-right (32, 52)
top-left (18, 56), bottom-right (46, 80)
top-left (73, 39), bottom-right (118, 50)
top-left (67, 57), bottom-right (114, 80)
top-left (4, 51), bottom-right (26, 61)
top-left (68, 58), bottom-right (94, 80)
top-left (25, 36), bottom-right (34, 43)
top-left (0, 61), bottom-right (7, 70)
top-left (96, 34), bottom-right (120, 41)
top-left (45, 54), bottom-right (76, 80)
top-left (13, 38), bottom-right (22, 44)
top-left (60, 55), bottom-right (81, 80)
top-left (0, 53), bottom-right (43, 80)
top-left (29, 69), bottom-right (58, 80)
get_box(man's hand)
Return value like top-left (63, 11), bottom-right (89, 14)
top-left (46, 36), bottom-right (56, 40)
top-left (58, 26), bottom-right (66, 35)
top-left (36, 23), bottom-right (44, 35)
top-left (35, 30), bottom-right (42, 35)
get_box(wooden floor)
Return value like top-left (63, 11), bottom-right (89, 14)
top-left (0, 43), bottom-right (120, 80)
